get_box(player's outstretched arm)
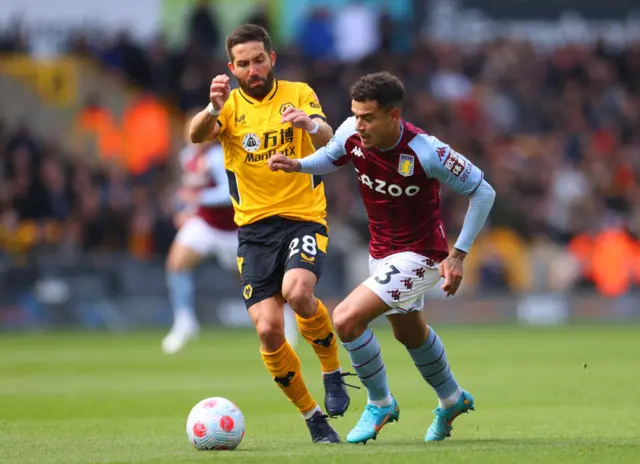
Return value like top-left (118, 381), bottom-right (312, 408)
top-left (438, 179), bottom-right (495, 296)
top-left (189, 75), bottom-right (231, 143)
top-left (269, 116), bottom-right (355, 175)
top-left (453, 180), bottom-right (495, 254)
top-left (268, 146), bottom-right (342, 175)
top-left (412, 134), bottom-right (496, 296)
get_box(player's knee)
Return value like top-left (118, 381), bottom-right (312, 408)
top-left (286, 290), bottom-right (315, 317)
top-left (282, 279), bottom-right (315, 317)
top-left (166, 246), bottom-right (187, 272)
top-left (167, 242), bottom-right (200, 272)
top-left (391, 325), bottom-right (414, 347)
top-left (254, 318), bottom-right (285, 352)
top-left (166, 255), bottom-right (184, 273)
top-left (332, 303), bottom-right (362, 342)
top-left (390, 318), bottom-right (428, 349)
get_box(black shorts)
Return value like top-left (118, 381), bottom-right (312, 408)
top-left (237, 216), bottom-right (328, 309)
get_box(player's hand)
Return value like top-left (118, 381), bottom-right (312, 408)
top-left (209, 75), bottom-right (231, 111)
top-left (268, 153), bottom-right (301, 173)
top-left (281, 106), bottom-right (316, 132)
top-left (439, 251), bottom-right (465, 297)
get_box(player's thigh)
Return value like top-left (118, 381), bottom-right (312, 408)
top-left (170, 216), bottom-right (216, 270)
top-left (364, 251), bottom-right (441, 316)
top-left (237, 226), bottom-right (284, 311)
top-left (282, 220), bottom-right (328, 284)
top-left (168, 218), bottom-right (215, 270)
top-left (167, 241), bottom-right (203, 272)
top-left (386, 311), bottom-right (429, 349)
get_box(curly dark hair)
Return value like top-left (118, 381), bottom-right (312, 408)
top-left (225, 24), bottom-right (272, 61)
top-left (350, 72), bottom-right (404, 110)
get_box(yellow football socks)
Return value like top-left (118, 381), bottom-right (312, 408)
top-left (261, 341), bottom-right (317, 415)
top-left (296, 299), bottom-right (341, 374)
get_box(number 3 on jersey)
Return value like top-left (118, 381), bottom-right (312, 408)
top-left (375, 264), bottom-right (400, 285)
top-left (289, 235), bottom-right (317, 259)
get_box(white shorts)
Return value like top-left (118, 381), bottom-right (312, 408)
top-left (363, 251), bottom-right (441, 315)
top-left (175, 216), bottom-right (238, 271)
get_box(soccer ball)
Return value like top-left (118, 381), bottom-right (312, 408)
top-left (186, 397), bottom-right (245, 450)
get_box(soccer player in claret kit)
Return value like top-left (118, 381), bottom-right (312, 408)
top-left (269, 72), bottom-right (496, 443)
top-left (189, 24), bottom-right (351, 443)
top-left (162, 137), bottom-right (238, 355)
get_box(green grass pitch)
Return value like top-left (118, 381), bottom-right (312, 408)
top-left (1, 325), bottom-right (639, 463)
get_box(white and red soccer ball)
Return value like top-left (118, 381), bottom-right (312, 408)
top-left (186, 397), bottom-right (245, 450)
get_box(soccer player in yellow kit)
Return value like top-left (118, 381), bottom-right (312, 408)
top-left (189, 24), bottom-right (350, 443)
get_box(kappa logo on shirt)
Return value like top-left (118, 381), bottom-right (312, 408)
top-left (351, 146), bottom-right (365, 158)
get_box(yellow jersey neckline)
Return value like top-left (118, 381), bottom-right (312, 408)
top-left (238, 79), bottom-right (279, 106)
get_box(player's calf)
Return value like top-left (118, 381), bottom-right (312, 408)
top-left (405, 325), bottom-right (463, 409)
top-left (162, 242), bottom-right (202, 354)
top-left (253, 308), bottom-right (286, 352)
top-left (339, 316), bottom-right (398, 441)
top-left (261, 339), bottom-right (341, 444)
top-left (250, 296), bottom-right (339, 442)
top-left (341, 327), bottom-right (393, 406)
top-left (284, 270), bottom-right (351, 416)
top-left (392, 319), bottom-right (472, 441)
top-left (334, 286), bottom-right (396, 417)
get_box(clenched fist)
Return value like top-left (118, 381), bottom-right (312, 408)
top-left (210, 75), bottom-right (231, 111)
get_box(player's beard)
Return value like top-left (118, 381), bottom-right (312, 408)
top-left (239, 70), bottom-right (275, 100)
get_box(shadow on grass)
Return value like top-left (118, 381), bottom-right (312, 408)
top-left (375, 437), bottom-right (640, 448)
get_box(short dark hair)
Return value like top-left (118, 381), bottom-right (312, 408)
top-left (225, 24), bottom-right (272, 61)
top-left (350, 72), bottom-right (404, 110)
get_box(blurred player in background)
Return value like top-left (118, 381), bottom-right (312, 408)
top-left (162, 127), bottom-right (238, 354)
top-left (189, 24), bottom-right (350, 442)
top-left (269, 72), bottom-right (496, 443)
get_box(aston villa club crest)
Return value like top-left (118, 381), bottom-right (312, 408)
top-left (398, 154), bottom-right (415, 177)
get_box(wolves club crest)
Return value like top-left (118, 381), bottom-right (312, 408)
top-left (279, 102), bottom-right (294, 115)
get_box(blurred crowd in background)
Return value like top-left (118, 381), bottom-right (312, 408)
top-left (1, 0), bottom-right (639, 299)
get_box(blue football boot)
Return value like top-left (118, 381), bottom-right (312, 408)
top-left (346, 397), bottom-right (400, 444)
top-left (425, 390), bottom-right (475, 442)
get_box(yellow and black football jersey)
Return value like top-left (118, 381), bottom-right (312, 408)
top-left (213, 80), bottom-right (328, 227)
